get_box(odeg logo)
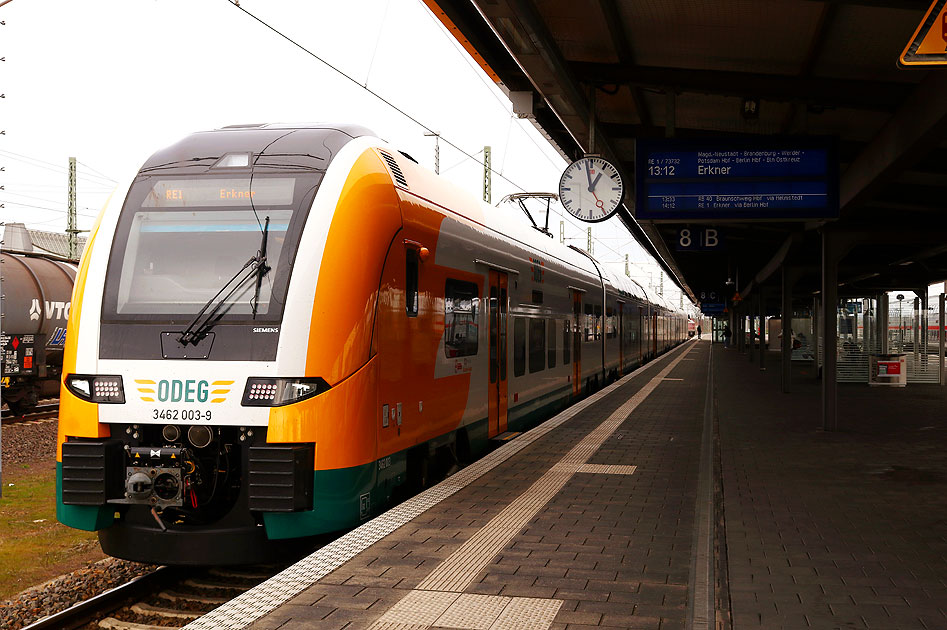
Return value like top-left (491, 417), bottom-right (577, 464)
top-left (136, 379), bottom-right (233, 404)
top-left (156, 380), bottom-right (210, 403)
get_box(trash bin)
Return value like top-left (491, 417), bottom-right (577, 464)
top-left (869, 353), bottom-right (906, 387)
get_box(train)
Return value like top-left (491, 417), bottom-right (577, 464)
top-left (56, 123), bottom-right (689, 565)
top-left (1, 247), bottom-right (77, 415)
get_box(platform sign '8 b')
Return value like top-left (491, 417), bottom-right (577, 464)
top-left (676, 227), bottom-right (721, 251)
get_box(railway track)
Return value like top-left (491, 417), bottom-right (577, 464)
top-left (21, 565), bottom-right (283, 630)
top-left (1, 401), bottom-right (59, 424)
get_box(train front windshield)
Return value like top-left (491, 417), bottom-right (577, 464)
top-left (103, 174), bottom-right (318, 321)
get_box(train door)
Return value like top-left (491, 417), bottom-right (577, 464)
top-left (572, 290), bottom-right (582, 397)
top-left (488, 271), bottom-right (508, 438)
top-left (618, 302), bottom-right (625, 374)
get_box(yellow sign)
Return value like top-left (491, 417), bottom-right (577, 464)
top-left (899, 0), bottom-right (947, 66)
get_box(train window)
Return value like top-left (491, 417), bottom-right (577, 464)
top-left (606, 306), bottom-right (616, 339)
top-left (595, 305), bottom-right (603, 341)
top-left (529, 318), bottom-right (545, 373)
top-left (445, 279), bottom-right (479, 357)
top-left (563, 320), bottom-right (571, 364)
top-left (584, 304), bottom-right (594, 342)
top-left (625, 311), bottom-right (637, 343)
top-left (532, 290), bottom-right (543, 304)
top-left (513, 317), bottom-right (526, 377)
top-left (547, 319), bottom-right (556, 369)
top-left (406, 249), bottom-right (419, 317)
top-left (499, 286), bottom-right (508, 381)
top-left (489, 286), bottom-right (498, 384)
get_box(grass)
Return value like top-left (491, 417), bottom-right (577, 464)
top-left (0, 462), bottom-right (105, 600)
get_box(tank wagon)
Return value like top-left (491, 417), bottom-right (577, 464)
top-left (1, 251), bottom-right (77, 414)
top-left (56, 123), bottom-right (688, 564)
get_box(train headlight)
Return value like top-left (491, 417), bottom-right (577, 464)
top-left (65, 374), bottom-right (126, 403)
top-left (241, 377), bottom-right (330, 407)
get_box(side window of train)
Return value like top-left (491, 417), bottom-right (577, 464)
top-left (513, 317), bottom-right (526, 377)
top-left (563, 319), bottom-right (571, 364)
top-left (489, 286), bottom-right (498, 384)
top-left (594, 305), bottom-right (603, 341)
top-left (547, 318), bottom-right (556, 369)
top-left (606, 306), bottom-right (616, 339)
top-left (406, 248), bottom-right (419, 317)
top-left (444, 279), bottom-right (479, 358)
top-left (584, 304), bottom-right (594, 342)
top-left (529, 318), bottom-right (545, 373)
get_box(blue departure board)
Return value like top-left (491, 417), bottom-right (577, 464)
top-left (634, 138), bottom-right (838, 220)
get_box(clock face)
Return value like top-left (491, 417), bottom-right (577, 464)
top-left (558, 157), bottom-right (624, 222)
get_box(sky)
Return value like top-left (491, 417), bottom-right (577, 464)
top-left (0, 0), bottom-right (688, 307)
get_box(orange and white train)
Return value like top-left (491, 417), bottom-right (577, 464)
top-left (56, 123), bottom-right (688, 565)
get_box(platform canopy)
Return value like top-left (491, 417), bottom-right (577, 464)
top-left (426, 0), bottom-right (947, 304)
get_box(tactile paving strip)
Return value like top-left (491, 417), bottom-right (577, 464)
top-left (434, 593), bottom-right (511, 629)
top-left (369, 593), bottom-right (563, 630)
top-left (372, 590), bottom-right (461, 626)
top-left (491, 596), bottom-right (564, 630)
top-left (183, 343), bottom-right (694, 630)
top-left (578, 463), bottom-right (638, 475)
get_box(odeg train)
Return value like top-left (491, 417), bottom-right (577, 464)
top-left (57, 124), bottom-right (688, 565)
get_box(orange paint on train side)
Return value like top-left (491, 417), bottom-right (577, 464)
top-left (267, 357), bottom-right (378, 470)
top-left (270, 148), bottom-right (492, 468)
top-left (302, 150), bottom-right (403, 385)
top-left (57, 207), bottom-right (109, 461)
top-left (374, 190), bottom-right (483, 457)
top-left (267, 150), bottom-right (402, 468)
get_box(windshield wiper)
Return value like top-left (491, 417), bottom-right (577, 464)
top-left (252, 217), bottom-right (270, 319)
top-left (177, 217), bottom-right (271, 346)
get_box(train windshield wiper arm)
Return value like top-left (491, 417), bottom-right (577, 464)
top-left (177, 217), bottom-right (271, 346)
top-left (251, 217), bottom-right (271, 319)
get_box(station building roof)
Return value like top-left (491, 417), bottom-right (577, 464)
top-left (427, 0), bottom-right (947, 307)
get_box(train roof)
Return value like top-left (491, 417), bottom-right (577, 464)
top-left (139, 123), bottom-right (377, 173)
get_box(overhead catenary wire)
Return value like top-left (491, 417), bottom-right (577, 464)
top-left (0, 199), bottom-right (100, 216)
top-left (76, 159), bottom-right (118, 183)
top-left (2, 190), bottom-right (109, 206)
top-left (222, 0), bottom-right (529, 196)
top-left (4, 214), bottom-right (88, 228)
top-left (222, 0), bottom-right (683, 300)
top-left (0, 150), bottom-right (118, 186)
top-left (363, 0), bottom-right (393, 88)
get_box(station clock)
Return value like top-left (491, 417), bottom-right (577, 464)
top-left (558, 156), bottom-right (624, 222)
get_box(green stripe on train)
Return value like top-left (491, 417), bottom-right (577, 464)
top-left (263, 462), bottom-right (378, 539)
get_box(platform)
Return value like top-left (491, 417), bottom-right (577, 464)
top-left (183, 339), bottom-right (947, 630)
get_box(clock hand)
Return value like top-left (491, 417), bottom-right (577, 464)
top-left (585, 163), bottom-right (594, 191)
top-left (590, 173), bottom-right (603, 191)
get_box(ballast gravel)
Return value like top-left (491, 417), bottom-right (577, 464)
top-left (0, 558), bottom-right (158, 630)
top-left (1, 418), bottom-right (156, 630)
top-left (1, 417), bottom-right (58, 468)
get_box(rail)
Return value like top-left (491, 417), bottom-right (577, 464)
top-left (1, 401), bottom-right (60, 424)
top-left (20, 567), bottom-right (183, 630)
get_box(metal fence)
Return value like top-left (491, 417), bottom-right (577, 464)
top-left (792, 296), bottom-right (944, 384)
top-left (837, 299), bottom-right (878, 383)
top-left (887, 296), bottom-right (942, 384)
